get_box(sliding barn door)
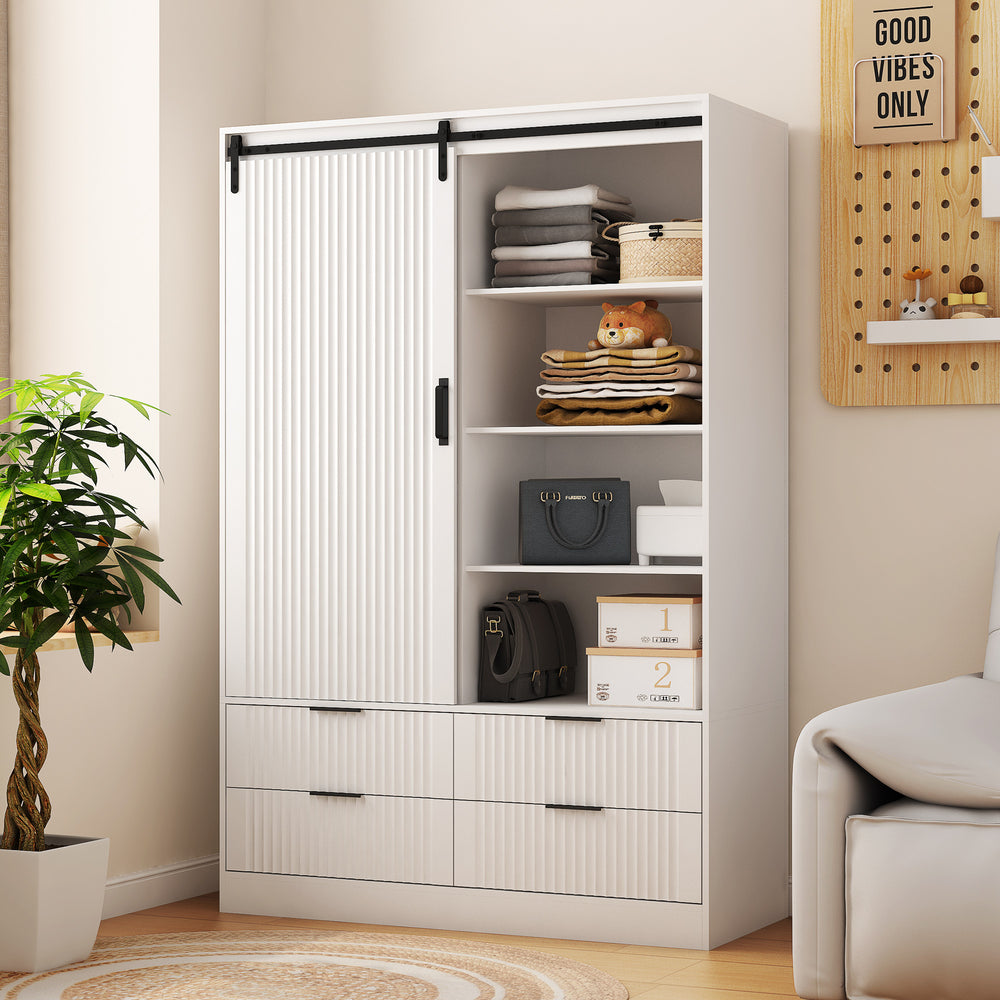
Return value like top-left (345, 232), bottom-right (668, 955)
top-left (223, 143), bottom-right (456, 704)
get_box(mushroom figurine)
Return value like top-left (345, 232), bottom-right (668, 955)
top-left (900, 267), bottom-right (936, 320)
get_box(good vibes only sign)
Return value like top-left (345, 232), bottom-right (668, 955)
top-left (853, 0), bottom-right (957, 144)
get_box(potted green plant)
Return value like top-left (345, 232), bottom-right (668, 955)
top-left (0, 373), bottom-right (179, 973)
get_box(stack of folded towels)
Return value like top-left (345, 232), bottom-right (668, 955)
top-left (535, 344), bottom-right (703, 426)
top-left (491, 184), bottom-right (635, 288)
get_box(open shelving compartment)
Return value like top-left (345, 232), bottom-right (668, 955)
top-left (455, 131), bottom-right (706, 711)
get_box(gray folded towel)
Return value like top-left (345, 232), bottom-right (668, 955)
top-left (491, 272), bottom-right (612, 288)
top-left (492, 206), bottom-right (636, 227)
top-left (494, 258), bottom-right (617, 276)
top-left (495, 222), bottom-right (618, 247)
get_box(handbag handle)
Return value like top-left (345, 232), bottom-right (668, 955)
top-left (542, 493), bottom-right (612, 550)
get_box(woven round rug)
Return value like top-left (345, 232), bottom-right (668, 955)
top-left (0, 929), bottom-right (629, 998)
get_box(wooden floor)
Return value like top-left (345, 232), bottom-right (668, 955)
top-left (99, 894), bottom-right (795, 999)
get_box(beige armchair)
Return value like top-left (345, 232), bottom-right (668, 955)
top-left (792, 539), bottom-right (1000, 1000)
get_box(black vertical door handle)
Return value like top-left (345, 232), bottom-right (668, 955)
top-left (435, 378), bottom-right (449, 445)
top-left (229, 134), bottom-right (243, 194)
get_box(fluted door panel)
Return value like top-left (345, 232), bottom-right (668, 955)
top-left (226, 705), bottom-right (453, 798)
top-left (454, 801), bottom-right (701, 903)
top-left (224, 145), bottom-right (455, 703)
top-left (454, 715), bottom-right (701, 812)
top-left (227, 788), bottom-right (453, 885)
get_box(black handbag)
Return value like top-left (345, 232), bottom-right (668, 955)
top-left (478, 590), bottom-right (577, 702)
top-left (518, 478), bottom-right (631, 565)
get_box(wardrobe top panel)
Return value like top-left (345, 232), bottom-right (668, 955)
top-left (221, 93), bottom-right (784, 147)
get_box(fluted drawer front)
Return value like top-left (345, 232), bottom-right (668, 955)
top-left (454, 801), bottom-right (701, 903)
top-left (226, 789), bottom-right (453, 885)
top-left (226, 706), bottom-right (452, 798)
top-left (453, 715), bottom-right (701, 812)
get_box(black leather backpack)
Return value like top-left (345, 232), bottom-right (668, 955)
top-left (478, 590), bottom-right (577, 702)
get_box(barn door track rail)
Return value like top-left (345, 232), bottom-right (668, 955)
top-left (226, 114), bottom-right (703, 193)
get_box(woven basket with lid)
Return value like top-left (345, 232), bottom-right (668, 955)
top-left (603, 220), bottom-right (702, 282)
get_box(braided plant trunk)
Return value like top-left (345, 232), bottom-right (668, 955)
top-left (1, 645), bottom-right (50, 851)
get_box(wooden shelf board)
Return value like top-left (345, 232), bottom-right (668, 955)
top-left (467, 564), bottom-right (703, 576)
top-left (466, 280), bottom-right (702, 307)
top-left (466, 424), bottom-right (703, 437)
top-left (866, 317), bottom-right (1000, 346)
top-left (0, 630), bottom-right (159, 654)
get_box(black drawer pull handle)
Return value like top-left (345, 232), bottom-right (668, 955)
top-left (545, 803), bottom-right (604, 813)
top-left (435, 378), bottom-right (449, 445)
top-left (544, 716), bottom-right (605, 724)
top-left (309, 791), bottom-right (364, 799)
top-left (309, 706), bottom-right (365, 714)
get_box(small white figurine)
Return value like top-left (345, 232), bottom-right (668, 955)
top-left (900, 267), bottom-right (936, 320)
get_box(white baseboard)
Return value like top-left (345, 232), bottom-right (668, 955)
top-left (102, 855), bottom-right (220, 920)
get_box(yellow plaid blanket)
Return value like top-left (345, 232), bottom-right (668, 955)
top-left (541, 345), bottom-right (701, 369)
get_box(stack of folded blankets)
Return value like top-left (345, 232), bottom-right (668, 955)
top-left (535, 344), bottom-right (703, 426)
top-left (491, 184), bottom-right (635, 288)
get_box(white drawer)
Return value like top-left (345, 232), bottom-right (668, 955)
top-left (453, 714), bottom-right (701, 812)
top-left (454, 800), bottom-right (701, 903)
top-left (226, 705), bottom-right (452, 798)
top-left (226, 788), bottom-right (453, 885)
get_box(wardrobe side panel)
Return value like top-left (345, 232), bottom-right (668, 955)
top-left (703, 98), bottom-right (790, 946)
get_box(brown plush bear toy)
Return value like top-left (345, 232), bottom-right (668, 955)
top-left (588, 300), bottom-right (672, 351)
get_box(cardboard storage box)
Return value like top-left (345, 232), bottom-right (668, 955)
top-left (597, 594), bottom-right (702, 649)
top-left (588, 647), bottom-right (702, 710)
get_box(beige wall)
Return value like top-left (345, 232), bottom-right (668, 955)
top-left (4, 0), bottom-right (265, 879)
top-left (155, 0), bottom-right (266, 875)
top-left (262, 0), bottom-right (1000, 743)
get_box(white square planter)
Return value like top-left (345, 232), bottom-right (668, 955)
top-left (0, 834), bottom-right (109, 973)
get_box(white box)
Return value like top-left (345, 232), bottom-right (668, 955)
top-left (588, 647), bottom-right (702, 710)
top-left (636, 505), bottom-right (705, 561)
top-left (981, 155), bottom-right (1000, 220)
top-left (597, 594), bottom-right (703, 649)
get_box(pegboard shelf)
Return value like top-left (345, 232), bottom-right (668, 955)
top-left (867, 317), bottom-right (1000, 346)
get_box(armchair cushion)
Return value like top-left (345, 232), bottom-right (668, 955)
top-left (806, 673), bottom-right (1000, 807)
top-left (846, 799), bottom-right (1000, 1000)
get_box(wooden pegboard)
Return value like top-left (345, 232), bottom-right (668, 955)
top-left (822, 0), bottom-right (1000, 405)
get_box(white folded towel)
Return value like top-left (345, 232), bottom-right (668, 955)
top-left (536, 381), bottom-right (704, 399)
top-left (492, 242), bottom-right (613, 262)
top-left (495, 184), bottom-right (633, 212)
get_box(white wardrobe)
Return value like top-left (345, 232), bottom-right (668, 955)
top-left (220, 95), bottom-right (789, 949)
